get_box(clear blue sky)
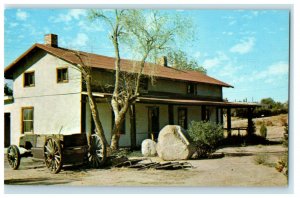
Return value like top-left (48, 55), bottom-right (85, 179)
top-left (4, 9), bottom-right (289, 103)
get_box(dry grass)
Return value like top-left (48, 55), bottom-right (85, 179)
top-left (254, 153), bottom-right (269, 165)
top-left (224, 114), bottom-right (288, 141)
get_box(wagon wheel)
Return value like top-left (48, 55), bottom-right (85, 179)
top-left (88, 134), bottom-right (103, 168)
top-left (44, 137), bottom-right (63, 174)
top-left (7, 145), bottom-right (21, 170)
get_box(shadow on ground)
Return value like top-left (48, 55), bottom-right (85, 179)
top-left (4, 178), bottom-right (74, 185)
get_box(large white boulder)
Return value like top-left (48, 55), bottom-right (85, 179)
top-left (141, 139), bottom-right (157, 157)
top-left (156, 125), bottom-right (195, 161)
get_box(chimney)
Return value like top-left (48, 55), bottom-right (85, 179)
top-left (158, 56), bottom-right (168, 67)
top-left (44, 34), bottom-right (58, 47)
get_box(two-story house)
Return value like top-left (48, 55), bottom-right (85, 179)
top-left (4, 34), bottom-right (258, 147)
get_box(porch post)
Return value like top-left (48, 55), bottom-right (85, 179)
top-left (247, 107), bottom-right (254, 135)
top-left (168, 104), bottom-right (174, 125)
top-left (129, 104), bottom-right (136, 149)
top-left (216, 107), bottom-right (219, 124)
top-left (227, 107), bottom-right (231, 137)
top-left (201, 105), bottom-right (206, 121)
top-left (220, 108), bottom-right (224, 124)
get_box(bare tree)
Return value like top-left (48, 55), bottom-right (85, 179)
top-left (71, 52), bottom-right (109, 167)
top-left (89, 9), bottom-right (190, 150)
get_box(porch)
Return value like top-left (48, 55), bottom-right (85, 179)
top-left (81, 92), bottom-right (260, 148)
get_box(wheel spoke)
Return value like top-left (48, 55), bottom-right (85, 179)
top-left (7, 145), bottom-right (20, 170)
top-left (44, 138), bottom-right (62, 174)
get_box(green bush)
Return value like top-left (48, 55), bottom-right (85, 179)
top-left (187, 121), bottom-right (224, 158)
top-left (260, 123), bottom-right (267, 138)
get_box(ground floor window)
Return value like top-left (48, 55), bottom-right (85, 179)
top-left (178, 107), bottom-right (187, 129)
top-left (205, 109), bottom-right (210, 121)
top-left (22, 107), bottom-right (34, 133)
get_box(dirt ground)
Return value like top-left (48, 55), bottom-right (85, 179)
top-left (4, 114), bottom-right (288, 187)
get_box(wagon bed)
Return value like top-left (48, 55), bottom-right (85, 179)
top-left (7, 133), bottom-right (102, 174)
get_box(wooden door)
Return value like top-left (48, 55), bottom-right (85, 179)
top-left (148, 107), bottom-right (159, 140)
top-left (4, 113), bottom-right (11, 147)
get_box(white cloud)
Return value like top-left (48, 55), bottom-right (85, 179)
top-left (69, 9), bottom-right (86, 20)
top-left (249, 62), bottom-right (288, 84)
top-left (256, 62), bottom-right (288, 79)
top-left (78, 20), bottom-right (104, 32)
top-left (16, 9), bottom-right (28, 21)
top-left (239, 31), bottom-right (256, 36)
top-left (72, 33), bottom-right (89, 47)
top-left (230, 37), bottom-right (255, 54)
top-left (50, 9), bottom-right (86, 23)
top-left (202, 51), bottom-right (229, 69)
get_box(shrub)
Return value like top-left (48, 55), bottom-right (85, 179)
top-left (280, 117), bottom-right (287, 126)
top-left (283, 124), bottom-right (288, 147)
top-left (260, 123), bottom-right (267, 138)
top-left (187, 121), bottom-right (224, 158)
top-left (276, 154), bottom-right (288, 177)
top-left (256, 120), bottom-right (263, 126)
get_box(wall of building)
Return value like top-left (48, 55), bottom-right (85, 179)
top-left (173, 105), bottom-right (202, 126)
top-left (135, 103), bottom-right (169, 145)
top-left (5, 51), bottom-right (82, 145)
top-left (12, 50), bottom-right (82, 98)
top-left (85, 101), bottom-right (132, 147)
top-left (88, 69), bottom-right (222, 100)
top-left (197, 84), bottom-right (222, 99)
top-left (84, 102), bottom-right (221, 147)
top-left (148, 78), bottom-right (187, 94)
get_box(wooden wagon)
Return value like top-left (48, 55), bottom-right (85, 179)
top-left (6, 133), bottom-right (103, 174)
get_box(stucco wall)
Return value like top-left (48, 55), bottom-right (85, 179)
top-left (88, 69), bottom-right (222, 99)
top-left (197, 84), bottom-right (222, 98)
top-left (148, 78), bottom-right (187, 94)
top-left (173, 105), bottom-right (202, 126)
top-left (84, 102), bottom-right (221, 147)
top-left (5, 51), bottom-right (82, 145)
top-left (13, 51), bottom-right (81, 98)
top-left (85, 102), bottom-right (132, 147)
top-left (7, 94), bottom-right (82, 145)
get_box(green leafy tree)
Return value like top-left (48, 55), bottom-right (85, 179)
top-left (167, 50), bottom-right (207, 74)
top-left (4, 83), bottom-right (13, 96)
top-left (89, 10), bottom-right (191, 150)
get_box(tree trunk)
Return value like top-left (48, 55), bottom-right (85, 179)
top-left (85, 75), bottom-right (108, 165)
top-left (110, 109), bottom-right (127, 150)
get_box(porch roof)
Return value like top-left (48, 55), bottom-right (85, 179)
top-left (82, 92), bottom-right (260, 108)
top-left (136, 97), bottom-right (260, 108)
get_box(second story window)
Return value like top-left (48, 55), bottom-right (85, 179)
top-left (187, 83), bottom-right (197, 95)
top-left (57, 68), bottom-right (68, 83)
top-left (24, 71), bottom-right (35, 87)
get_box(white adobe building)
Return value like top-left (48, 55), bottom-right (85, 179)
top-left (4, 34), bottom-right (257, 148)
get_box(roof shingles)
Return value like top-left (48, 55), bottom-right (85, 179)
top-left (5, 43), bottom-right (233, 88)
